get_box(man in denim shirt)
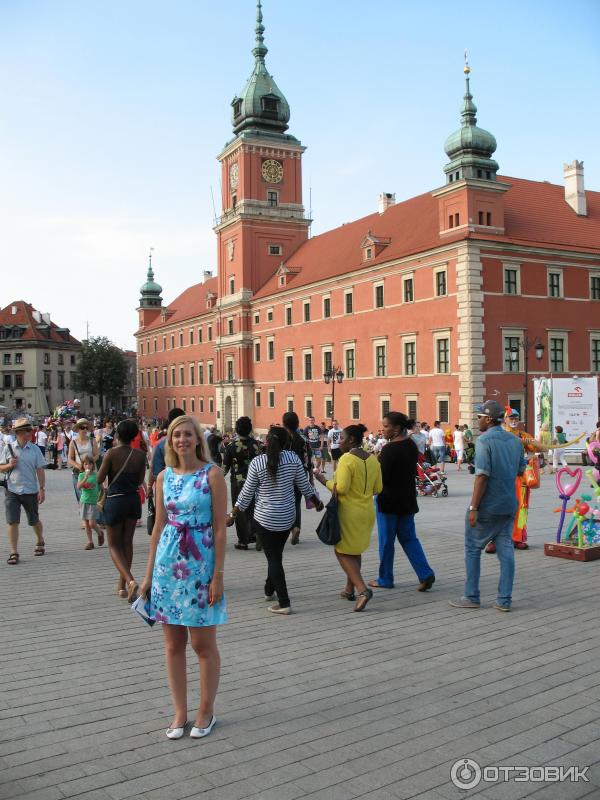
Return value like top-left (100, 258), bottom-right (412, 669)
top-left (450, 400), bottom-right (526, 612)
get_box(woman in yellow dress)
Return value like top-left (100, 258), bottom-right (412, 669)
top-left (314, 424), bottom-right (382, 611)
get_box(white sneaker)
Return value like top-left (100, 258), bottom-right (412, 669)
top-left (268, 603), bottom-right (292, 615)
top-left (190, 715), bottom-right (216, 738)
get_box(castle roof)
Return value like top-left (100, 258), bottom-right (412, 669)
top-left (0, 301), bottom-right (80, 345)
top-left (253, 176), bottom-right (600, 299)
top-left (141, 276), bottom-right (219, 332)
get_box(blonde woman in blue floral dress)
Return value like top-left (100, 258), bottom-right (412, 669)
top-left (139, 416), bottom-right (227, 740)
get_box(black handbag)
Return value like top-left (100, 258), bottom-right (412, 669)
top-left (147, 493), bottom-right (156, 536)
top-left (315, 486), bottom-right (341, 546)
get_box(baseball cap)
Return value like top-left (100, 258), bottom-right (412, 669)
top-left (474, 400), bottom-right (504, 422)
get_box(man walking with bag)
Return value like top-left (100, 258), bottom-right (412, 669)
top-left (449, 400), bottom-right (526, 612)
top-left (1, 418), bottom-right (47, 565)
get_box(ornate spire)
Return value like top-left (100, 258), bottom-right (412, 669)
top-left (461, 55), bottom-right (477, 127)
top-left (253, 0), bottom-right (267, 63)
top-left (139, 249), bottom-right (163, 308)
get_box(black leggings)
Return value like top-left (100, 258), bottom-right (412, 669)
top-left (252, 520), bottom-right (291, 608)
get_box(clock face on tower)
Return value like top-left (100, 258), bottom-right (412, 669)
top-left (261, 159), bottom-right (284, 184)
top-left (229, 163), bottom-right (239, 190)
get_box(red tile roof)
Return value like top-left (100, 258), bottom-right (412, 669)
top-left (143, 277), bottom-right (219, 332)
top-left (0, 301), bottom-right (80, 345)
top-left (253, 176), bottom-right (600, 298)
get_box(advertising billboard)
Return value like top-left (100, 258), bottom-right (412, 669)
top-left (534, 377), bottom-right (598, 451)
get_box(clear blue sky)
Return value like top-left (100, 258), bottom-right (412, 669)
top-left (1, 0), bottom-right (599, 349)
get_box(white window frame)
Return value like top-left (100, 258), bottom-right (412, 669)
top-left (343, 343), bottom-right (356, 379)
top-left (302, 348), bottom-right (313, 381)
top-left (269, 244), bottom-right (282, 256)
top-left (547, 267), bottom-right (564, 299)
top-left (590, 334), bottom-right (600, 372)
top-left (548, 331), bottom-right (569, 372)
top-left (304, 396), bottom-right (313, 418)
top-left (286, 396), bottom-right (294, 412)
top-left (406, 394), bottom-right (418, 420)
top-left (433, 266), bottom-right (448, 298)
top-left (401, 335), bottom-right (417, 376)
top-left (303, 300), bottom-right (311, 322)
top-left (322, 347), bottom-right (333, 376)
top-left (589, 272), bottom-right (600, 301)
top-left (433, 331), bottom-right (451, 374)
top-left (284, 350), bottom-right (294, 382)
top-left (350, 395), bottom-right (361, 421)
top-left (374, 281), bottom-right (385, 309)
top-left (436, 396), bottom-right (450, 424)
top-left (267, 336), bottom-right (275, 361)
top-left (502, 329), bottom-right (524, 373)
top-left (373, 338), bottom-right (387, 378)
top-left (402, 273), bottom-right (415, 304)
top-left (268, 389), bottom-right (275, 409)
top-left (344, 289), bottom-right (354, 315)
top-left (225, 357), bottom-right (234, 382)
top-left (322, 294), bottom-right (331, 319)
top-left (284, 303), bottom-right (292, 326)
top-left (503, 263), bottom-right (522, 296)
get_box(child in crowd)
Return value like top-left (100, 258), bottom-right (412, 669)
top-left (77, 455), bottom-right (105, 549)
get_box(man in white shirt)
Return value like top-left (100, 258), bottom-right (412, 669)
top-left (35, 427), bottom-right (48, 458)
top-left (327, 420), bottom-right (343, 470)
top-left (453, 424), bottom-right (465, 470)
top-left (429, 421), bottom-right (447, 473)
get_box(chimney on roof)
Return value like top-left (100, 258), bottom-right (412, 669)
top-left (563, 160), bottom-right (587, 216)
top-left (202, 270), bottom-right (213, 282)
top-left (11, 305), bottom-right (17, 315)
top-left (41, 312), bottom-right (51, 325)
top-left (32, 309), bottom-right (41, 322)
top-left (378, 192), bottom-right (395, 214)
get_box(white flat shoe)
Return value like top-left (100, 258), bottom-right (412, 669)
top-left (166, 723), bottom-right (186, 739)
top-left (190, 715), bottom-right (216, 738)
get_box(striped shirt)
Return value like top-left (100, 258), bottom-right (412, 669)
top-left (236, 450), bottom-right (314, 531)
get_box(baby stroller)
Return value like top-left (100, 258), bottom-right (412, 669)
top-left (416, 459), bottom-right (449, 497)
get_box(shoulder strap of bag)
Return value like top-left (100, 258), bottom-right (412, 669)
top-left (4, 443), bottom-right (15, 485)
top-left (108, 448), bottom-right (134, 489)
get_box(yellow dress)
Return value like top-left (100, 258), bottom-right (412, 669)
top-left (326, 452), bottom-right (383, 555)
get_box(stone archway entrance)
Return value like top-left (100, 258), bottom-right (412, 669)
top-left (224, 396), bottom-right (233, 432)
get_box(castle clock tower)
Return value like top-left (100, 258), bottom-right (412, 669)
top-left (213, 0), bottom-right (309, 428)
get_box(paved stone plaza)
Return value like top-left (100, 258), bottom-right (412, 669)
top-left (1, 465), bottom-right (600, 800)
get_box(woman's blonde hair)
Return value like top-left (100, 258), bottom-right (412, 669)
top-left (165, 415), bottom-right (209, 467)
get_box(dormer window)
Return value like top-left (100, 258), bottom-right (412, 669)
top-left (261, 96), bottom-right (279, 114)
top-left (233, 99), bottom-right (242, 118)
top-left (365, 247), bottom-right (373, 260)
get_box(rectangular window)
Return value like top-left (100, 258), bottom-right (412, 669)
top-left (154, 369), bottom-right (158, 388)
top-left (179, 366), bottom-right (184, 385)
top-left (15, 373), bottom-right (24, 388)
top-left (171, 367), bottom-right (176, 386)
top-left (303, 302), bottom-right (310, 322)
top-left (70, 354), bottom-right (75, 365)
top-left (504, 268), bottom-right (519, 295)
top-left (227, 360), bottom-right (234, 381)
top-left (504, 336), bottom-right (521, 372)
top-left (448, 214), bottom-right (454, 229)
top-left (229, 277), bottom-right (235, 294)
top-left (548, 271), bottom-right (562, 298)
top-left (14, 353), bottom-right (23, 364)
top-left (163, 336), bottom-right (167, 350)
top-left (269, 245), bottom-right (282, 256)
top-left (323, 297), bottom-right (331, 318)
top-left (139, 371), bottom-right (145, 388)
top-left (198, 328), bottom-right (203, 343)
top-left (267, 190), bottom-right (278, 207)
top-left (268, 390), bottom-right (275, 408)
top-left (436, 338), bottom-right (450, 373)
top-left (208, 363), bottom-right (214, 384)
top-left (171, 335), bottom-right (175, 349)
top-left (198, 363), bottom-right (204, 385)
top-left (438, 399), bottom-right (449, 424)
top-left (208, 326), bottom-right (212, 341)
top-left (254, 312), bottom-right (260, 324)
top-left (199, 398), bottom-right (204, 413)
top-left (287, 398), bottom-right (294, 412)
top-left (325, 399), bottom-right (333, 419)
top-left (324, 350), bottom-right (333, 375)
top-left (191, 399), bottom-right (195, 413)
top-left (189, 364), bottom-right (195, 385)
top-left (3, 374), bottom-right (11, 389)
top-left (44, 353), bottom-right (50, 364)
top-left (435, 270), bottom-right (447, 297)
top-left (268, 339), bottom-right (274, 360)
top-left (404, 341), bottom-right (416, 375)
top-left (254, 342), bottom-right (261, 362)
top-left (549, 337), bottom-right (565, 371)
top-left (590, 275), bottom-right (600, 300)
top-left (286, 355), bottom-right (294, 381)
top-left (58, 353), bottom-right (64, 365)
top-left (345, 348), bottom-right (355, 379)
top-left (344, 291), bottom-right (353, 314)
top-left (182, 399), bottom-right (187, 413)
top-left (351, 399), bottom-right (360, 420)
top-left (454, 213), bottom-right (459, 227)
top-left (163, 368), bottom-right (167, 387)
top-left (478, 210), bottom-right (483, 225)
top-left (403, 277), bottom-right (414, 303)
top-left (285, 306), bottom-right (292, 326)
top-left (2, 354), bottom-right (10, 365)
top-left (189, 330), bottom-right (194, 345)
top-left (209, 398), bottom-right (214, 413)
top-left (43, 371), bottom-right (51, 389)
top-left (305, 399), bottom-right (313, 418)
top-left (591, 338), bottom-right (600, 372)
top-left (255, 390), bottom-right (261, 407)
top-left (227, 318), bottom-right (234, 336)
top-left (267, 309), bottom-right (273, 322)
top-left (486, 212), bottom-right (492, 226)
top-left (140, 342), bottom-right (144, 355)
top-left (375, 284), bottom-right (384, 309)
top-left (407, 399), bottom-right (417, 419)
top-left (179, 332), bottom-right (183, 347)
top-left (381, 399), bottom-right (390, 418)
top-left (375, 344), bottom-right (386, 377)
top-left (154, 338), bottom-right (157, 352)
top-left (304, 352), bottom-right (312, 380)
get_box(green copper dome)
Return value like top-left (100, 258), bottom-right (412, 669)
top-left (139, 261), bottom-right (163, 308)
top-left (443, 66), bottom-right (499, 183)
top-left (231, 1), bottom-right (290, 135)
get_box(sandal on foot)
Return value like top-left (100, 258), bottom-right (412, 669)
top-left (7, 553), bottom-right (19, 565)
top-left (340, 590), bottom-right (356, 601)
top-left (354, 588), bottom-right (373, 612)
top-left (84, 542), bottom-right (95, 550)
top-left (34, 541), bottom-right (45, 556)
top-left (97, 531), bottom-right (105, 547)
top-left (127, 580), bottom-right (139, 603)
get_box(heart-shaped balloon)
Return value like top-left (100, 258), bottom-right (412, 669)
top-left (556, 466), bottom-right (582, 497)
top-left (588, 443), bottom-right (600, 465)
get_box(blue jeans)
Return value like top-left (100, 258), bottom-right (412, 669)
top-left (375, 510), bottom-right (435, 587)
top-left (432, 446), bottom-right (446, 465)
top-left (464, 511), bottom-right (515, 608)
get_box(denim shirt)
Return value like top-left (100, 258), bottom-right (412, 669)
top-left (474, 426), bottom-right (527, 516)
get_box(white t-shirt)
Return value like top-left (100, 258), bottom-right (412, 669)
top-left (328, 427), bottom-right (342, 449)
top-left (429, 427), bottom-right (446, 448)
top-left (36, 430), bottom-right (48, 447)
top-left (374, 437), bottom-right (387, 454)
top-left (453, 430), bottom-right (465, 450)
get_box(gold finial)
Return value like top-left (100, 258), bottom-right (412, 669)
top-left (464, 49), bottom-right (471, 74)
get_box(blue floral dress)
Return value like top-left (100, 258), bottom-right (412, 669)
top-left (150, 465), bottom-right (227, 627)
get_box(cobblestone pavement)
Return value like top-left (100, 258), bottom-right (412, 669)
top-left (1, 464), bottom-right (599, 800)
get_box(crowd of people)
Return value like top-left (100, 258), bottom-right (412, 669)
top-left (2, 404), bottom-right (600, 741)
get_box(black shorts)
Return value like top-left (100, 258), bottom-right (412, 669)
top-left (331, 448), bottom-right (342, 461)
top-left (103, 493), bottom-right (141, 527)
top-left (5, 491), bottom-right (39, 526)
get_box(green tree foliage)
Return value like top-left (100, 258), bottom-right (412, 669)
top-left (73, 337), bottom-right (128, 413)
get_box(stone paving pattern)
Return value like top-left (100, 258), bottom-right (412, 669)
top-left (1, 465), bottom-right (600, 800)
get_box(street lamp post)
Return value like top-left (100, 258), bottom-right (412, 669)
top-left (323, 366), bottom-right (344, 422)
top-left (509, 338), bottom-right (545, 430)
